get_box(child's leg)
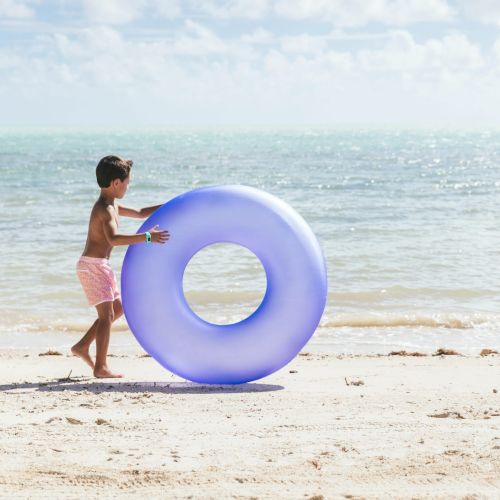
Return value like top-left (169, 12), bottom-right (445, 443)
top-left (112, 298), bottom-right (123, 321)
top-left (71, 299), bottom-right (123, 370)
top-left (94, 301), bottom-right (123, 378)
top-left (71, 319), bottom-right (98, 369)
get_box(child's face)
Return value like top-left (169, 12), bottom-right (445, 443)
top-left (114, 175), bottom-right (130, 199)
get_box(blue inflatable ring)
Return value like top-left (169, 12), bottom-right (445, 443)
top-left (121, 185), bottom-right (327, 384)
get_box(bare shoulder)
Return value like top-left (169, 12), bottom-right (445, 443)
top-left (92, 199), bottom-right (115, 222)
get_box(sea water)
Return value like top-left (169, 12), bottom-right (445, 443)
top-left (0, 128), bottom-right (499, 353)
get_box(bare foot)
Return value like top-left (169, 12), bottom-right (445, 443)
top-left (94, 367), bottom-right (123, 378)
top-left (71, 344), bottom-right (94, 370)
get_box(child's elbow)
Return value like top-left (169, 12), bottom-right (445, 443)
top-left (106, 234), bottom-right (119, 246)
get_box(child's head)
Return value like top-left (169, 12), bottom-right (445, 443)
top-left (96, 155), bottom-right (133, 198)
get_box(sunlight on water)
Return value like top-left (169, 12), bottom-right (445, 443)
top-left (1, 128), bottom-right (499, 352)
top-left (183, 243), bottom-right (267, 325)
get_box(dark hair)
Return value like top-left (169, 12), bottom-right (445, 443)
top-left (96, 155), bottom-right (133, 188)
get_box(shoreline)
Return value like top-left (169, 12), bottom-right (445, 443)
top-left (0, 349), bottom-right (498, 498)
top-left (1, 327), bottom-right (499, 358)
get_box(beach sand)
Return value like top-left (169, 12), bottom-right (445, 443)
top-left (0, 347), bottom-right (498, 499)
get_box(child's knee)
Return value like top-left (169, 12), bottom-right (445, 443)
top-left (98, 314), bottom-right (114, 325)
top-left (96, 303), bottom-right (115, 324)
top-left (97, 310), bottom-right (115, 325)
top-left (113, 301), bottom-right (123, 321)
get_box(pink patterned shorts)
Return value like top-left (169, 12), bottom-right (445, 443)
top-left (76, 256), bottom-right (120, 307)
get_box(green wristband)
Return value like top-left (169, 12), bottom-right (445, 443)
top-left (145, 231), bottom-right (152, 243)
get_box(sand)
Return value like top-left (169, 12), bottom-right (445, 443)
top-left (0, 347), bottom-right (498, 499)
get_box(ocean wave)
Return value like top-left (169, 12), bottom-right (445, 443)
top-left (1, 321), bottom-right (130, 334)
top-left (183, 290), bottom-right (265, 304)
top-left (330, 287), bottom-right (500, 302)
top-left (1, 311), bottom-right (498, 335)
top-left (168, 286), bottom-right (500, 306)
top-left (319, 313), bottom-right (497, 329)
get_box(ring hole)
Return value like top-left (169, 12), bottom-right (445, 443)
top-left (182, 243), bottom-right (267, 326)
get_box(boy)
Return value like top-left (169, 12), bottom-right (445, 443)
top-left (73, 155), bottom-right (169, 378)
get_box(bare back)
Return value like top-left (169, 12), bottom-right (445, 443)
top-left (82, 198), bottom-right (120, 259)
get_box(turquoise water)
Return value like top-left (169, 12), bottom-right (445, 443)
top-left (0, 128), bottom-right (499, 353)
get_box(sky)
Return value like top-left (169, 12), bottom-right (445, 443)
top-left (1, 0), bottom-right (500, 127)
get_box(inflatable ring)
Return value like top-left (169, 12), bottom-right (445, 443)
top-left (121, 185), bottom-right (327, 384)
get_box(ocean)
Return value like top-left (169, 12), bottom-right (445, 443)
top-left (0, 128), bottom-right (499, 353)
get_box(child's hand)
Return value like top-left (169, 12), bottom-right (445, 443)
top-left (149, 225), bottom-right (170, 244)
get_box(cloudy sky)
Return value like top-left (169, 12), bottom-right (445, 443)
top-left (1, 0), bottom-right (499, 126)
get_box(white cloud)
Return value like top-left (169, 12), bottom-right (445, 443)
top-left (2, 9), bottom-right (500, 126)
top-left (385, 0), bottom-right (454, 25)
top-left (54, 27), bottom-right (125, 59)
top-left (82, 0), bottom-right (146, 24)
top-left (0, 22), bottom-right (487, 94)
top-left (274, 0), bottom-right (454, 27)
top-left (358, 31), bottom-right (484, 78)
top-left (198, 0), bottom-right (269, 19)
top-left (0, 52), bottom-right (22, 70)
top-left (10, 22), bottom-right (255, 88)
top-left (280, 33), bottom-right (327, 54)
top-left (150, 0), bottom-right (181, 19)
top-left (494, 38), bottom-right (500, 60)
top-left (0, 23), bottom-right (260, 102)
top-left (0, 0), bottom-right (34, 19)
top-left (172, 20), bottom-right (230, 55)
top-left (459, 0), bottom-right (500, 26)
top-left (240, 28), bottom-right (275, 45)
top-left (263, 48), bottom-right (353, 84)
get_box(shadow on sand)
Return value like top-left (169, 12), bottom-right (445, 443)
top-left (0, 378), bottom-right (284, 394)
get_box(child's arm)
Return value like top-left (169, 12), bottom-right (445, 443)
top-left (118, 204), bottom-right (162, 219)
top-left (102, 207), bottom-right (169, 245)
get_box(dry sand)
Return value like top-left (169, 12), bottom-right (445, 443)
top-left (0, 347), bottom-right (498, 499)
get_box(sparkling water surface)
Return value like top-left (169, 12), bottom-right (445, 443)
top-left (1, 128), bottom-right (499, 353)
